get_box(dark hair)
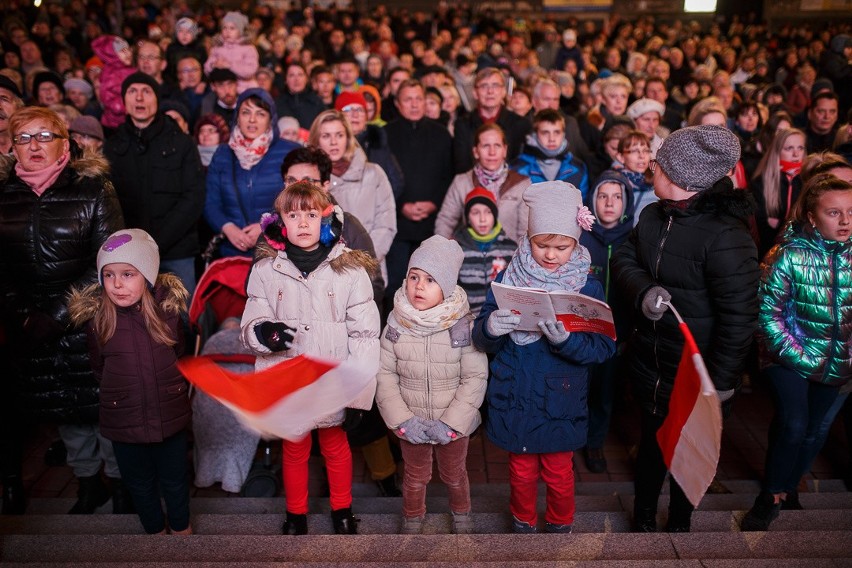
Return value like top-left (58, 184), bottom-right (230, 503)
top-left (281, 145), bottom-right (332, 184)
top-left (309, 65), bottom-right (333, 80)
top-left (386, 66), bottom-right (411, 81)
top-left (336, 56), bottom-right (360, 68)
top-left (532, 108), bottom-right (565, 129)
top-left (239, 94), bottom-right (272, 114)
top-left (810, 91), bottom-right (839, 109)
top-left (285, 61), bottom-right (307, 75)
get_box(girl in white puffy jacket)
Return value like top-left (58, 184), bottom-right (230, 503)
top-left (375, 235), bottom-right (488, 535)
top-left (240, 181), bottom-right (380, 536)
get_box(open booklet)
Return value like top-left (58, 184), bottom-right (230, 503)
top-left (491, 281), bottom-right (616, 340)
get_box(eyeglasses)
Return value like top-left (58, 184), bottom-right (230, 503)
top-left (284, 175), bottom-right (322, 186)
top-left (13, 131), bottom-right (65, 145)
top-left (178, 67), bottom-right (200, 74)
top-left (624, 148), bottom-right (651, 156)
top-left (649, 159), bottom-right (658, 173)
top-left (476, 82), bottom-right (504, 92)
top-left (341, 104), bottom-right (365, 114)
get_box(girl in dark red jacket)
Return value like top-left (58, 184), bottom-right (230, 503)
top-left (70, 229), bottom-right (191, 535)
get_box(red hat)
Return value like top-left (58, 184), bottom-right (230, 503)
top-left (464, 186), bottom-right (499, 220)
top-left (334, 90), bottom-right (368, 112)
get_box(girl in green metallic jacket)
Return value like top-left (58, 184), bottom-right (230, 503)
top-left (742, 173), bottom-right (852, 532)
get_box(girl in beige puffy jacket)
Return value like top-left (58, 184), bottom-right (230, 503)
top-left (240, 182), bottom-right (380, 536)
top-left (375, 235), bottom-right (488, 535)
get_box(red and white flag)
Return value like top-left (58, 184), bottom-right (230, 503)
top-left (656, 319), bottom-right (723, 508)
top-left (178, 355), bottom-right (377, 441)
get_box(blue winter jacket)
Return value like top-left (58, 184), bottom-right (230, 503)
top-left (204, 89), bottom-right (300, 257)
top-left (472, 271), bottom-right (616, 454)
top-left (511, 149), bottom-right (589, 199)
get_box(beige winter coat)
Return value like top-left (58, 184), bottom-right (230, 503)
top-left (434, 169), bottom-right (531, 244)
top-left (241, 242), bottom-right (380, 429)
top-left (375, 312), bottom-right (488, 437)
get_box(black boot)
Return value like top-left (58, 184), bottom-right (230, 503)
top-left (741, 491), bottom-right (781, 531)
top-left (281, 511), bottom-right (308, 535)
top-left (665, 510), bottom-right (692, 533)
top-left (331, 507), bottom-right (359, 534)
top-left (375, 474), bottom-right (401, 497)
top-left (781, 489), bottom-right (803, 510)
top-left (633, 505), bottom-right (657, 532)
top-left (2, 475), bottom-right (26, 515)
top-left (68, 475), bottom-right (109, 514)
top-left (109, 478), bottom-right (135, 514)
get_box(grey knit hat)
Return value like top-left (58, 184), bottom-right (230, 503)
top-left (524, 181), bottom-right (586, 241)
top-left (407, 235), bottom-right (464, 300)
top-left (222, 11), bottom-right (249, 36)
top-left (655, 125), bottom-right (741, 192)
top-left (97, 229), bottom-right (160, 287)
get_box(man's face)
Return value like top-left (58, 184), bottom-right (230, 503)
top-left (177, 58), bottom-right (202, 89)
top-left (329, 30), bottom-right (345, 49)
top-left (809, 97), bottom-right (839, 135)
top-left (212, 80), bottom-right (238, 106)
top-left (312, 72), bottom-right (335, 99)
top-left (535, 121), bottom-right (566, 151)
top-left (336, 62), bottom-right (359, 88)
top-left (644, 81), bottom-right (668, 104)
top-left (137, 42), bottom-right (165, 78)
top-left (0, 87), bottom-right (19, 133)
top-left (474, 73), bottom-right (506, 113)
top-left (20, 41), bottom-right (41, 65)
top-left (286, 66), bottom-right (308, 93)
top-left (396, 85), bottom-right (425, 121)
top-left (388, 71), bottom-right (410, 96)
top-left (532, 84), bottom-right (560, 112)
top-left (124, 83), bottom-right (158, 127)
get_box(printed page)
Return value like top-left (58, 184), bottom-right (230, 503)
top-left (491, 281), bottom-right (557, 332)
top-left (549, 291), bottom-right (617, 340)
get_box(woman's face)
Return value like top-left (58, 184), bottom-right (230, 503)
top-left (780, 133), bottom-right (806, 163)
top-left (237, 100), bottom-right (271, 141)
top-left (12, 118), bottom-right (69, 173)
top-left (367, 57), bottom-right (383, 78)
top-left (317, 120), bottom-right (348, 162)
top-left (604, 137), bottom-right (621, 161)
top-left (618, 141), bottom-right (651, 173)
top-left (424, 94), bottom-right (442, 120)
top-left (700, 111), bottom-right (727, 127)
top-left (198, 124), bottom-right (220, 147)
top-left (473, 129), bottom-right (508, 171)
top-left (736, 108), bottom-right (759, 133)
top-left (602, 86), bottom-right (629, 115)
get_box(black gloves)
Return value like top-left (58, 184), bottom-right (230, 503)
top-left (254, 321), bottom-right (295, 352)
top-left (342, 408), bottom-right (365, 432)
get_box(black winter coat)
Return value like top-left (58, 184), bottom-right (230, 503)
top-left (104, 114), bottom-right (205, 260)
top-left (0, 150), bottom-right (125, 423)
top-left (274, 88), bottom-right (327, 129)
top-left (356, 124), bottom-right (405, 201)
top-left (611, 179), bottom-right (760, 417)
top-left (452, 107), bottom-right (532, 174)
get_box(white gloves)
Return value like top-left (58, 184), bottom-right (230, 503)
top-left (486, 309), bottom-right (521, 337)
top-left (538, 320), bottom-right (570, 345)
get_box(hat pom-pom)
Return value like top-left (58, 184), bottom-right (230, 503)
top-left (577, 205), bottom-right (595, 232)
top-left (261, 212), bottom-right (287, 251)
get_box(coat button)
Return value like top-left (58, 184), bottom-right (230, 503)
top-left (453, 340), bottom-right (459, 345)
top-left (304, 325), bottom-right (310, 331)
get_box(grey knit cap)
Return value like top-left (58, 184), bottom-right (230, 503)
top-left (524, 181), bottom-right (585, 241)
top-left (222, 12), bottom-right (249, 36)
top-left (407, 235), bottom-right (464, 300)
top-left (97, 229), bottom-right (160, 287)
top-left (655, 125), bottom-right (741, 192)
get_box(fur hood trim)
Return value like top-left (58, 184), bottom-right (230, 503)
top-left (255, 242), bottom-right (378, 275)
top-left (0, 146), bottom-right (110, 184)
top-left (68, 273), bottom-right (188, 327)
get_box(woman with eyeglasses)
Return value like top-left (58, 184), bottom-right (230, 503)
top-left (0, 106), bottom-right (124, 514)
top-left (613, 130), bottom-right (656, 223)
top-left (308, 109), bottom-right (397, 285)
top-left (205, 88), bottom-right (300, 258)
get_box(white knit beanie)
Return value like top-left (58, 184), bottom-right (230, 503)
top-left (524, 181), bottom-right (586, 241)
top-left (407, 235), bottom-right (464, 300)
top-left (97, 229), bottom-right (160, 286)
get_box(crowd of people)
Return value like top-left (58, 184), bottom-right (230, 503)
top-left (1, 0), bottom-right (852, 539)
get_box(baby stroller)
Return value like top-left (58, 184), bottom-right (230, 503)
top-left (189, 255), bottom-right (281, 497)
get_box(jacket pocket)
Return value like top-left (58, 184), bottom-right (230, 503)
top-left (328, 290), bottom-right (340, 322)
top-left (543, 374), bottom-right (572, 419)
top-left (487, 360), bottom-right (513, 411)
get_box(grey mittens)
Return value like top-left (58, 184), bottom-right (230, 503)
top-left (641, 286), bottom-right (671, 321)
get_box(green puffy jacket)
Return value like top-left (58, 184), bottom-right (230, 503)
top-left (758, 224), bottom-right (852, 386)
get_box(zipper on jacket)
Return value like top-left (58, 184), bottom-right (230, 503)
top-left (605, 244), bottom-right (612, 302)
top-left (823, 249), bottom-right (841, 383)
top-left (328, 290), bottom-right (338, 321)
top-left (425, 334), bottom-right (432, 421)
top-left (651, 215), bottom-right (674, 415)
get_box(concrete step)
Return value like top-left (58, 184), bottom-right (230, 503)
top-left (2, 509), bottom-right (851, 535)
top-left (2, 532), bottom-right (851, 563)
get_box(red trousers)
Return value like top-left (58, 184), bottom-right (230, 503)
top-left (508, 451), bottom-right (575, 526)
top-left (282, 426), bottom-right (352, 513)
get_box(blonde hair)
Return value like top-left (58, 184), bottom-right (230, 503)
top-left (9, 106), bottom-right (69, 140)
top-left (307, 109), bottom-right (357, 162)
top-left (687, 96), bottom-right (727, 127)
top-left (753, 128), bottom-right (806, 218)
top-left (94, 284), bottom-right (177, 347)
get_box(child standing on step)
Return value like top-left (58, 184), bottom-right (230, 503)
top-left (473, 181), bottom-right (616, 534)
top-left (376, 235), bottom-right (488, 535)
top-left (241, 181), bottom-right (380, 536)
top-left (69, 229), bottom-right (192, 535)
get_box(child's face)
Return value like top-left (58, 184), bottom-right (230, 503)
top-left (530, 234), bottom-right (576, 272)
top-left (221, 22), bottom-right (241, 42)
top-left (595, 183), bottom-right (625, 228)
top-left (405, 268), bottom-right (444, 310)
top-left (467, 203), bottom-right (495, 236)
top-left (117, 47), bottom-right (133, 67)
top-left (535, 121), bottom-right (566, 152)
top-left (177, 28), bottom-right (194, 46)
top-left (282, 209), bottom-right (321, 250)
top-left (102, 262), bottom-right (146, 307)
top-left (808, 189), bottom-right (852, 242)
top-left (618, 142), bottom-right (650, 173)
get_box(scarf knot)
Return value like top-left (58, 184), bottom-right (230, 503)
top-left (391, 286), bottom-right (471, 337)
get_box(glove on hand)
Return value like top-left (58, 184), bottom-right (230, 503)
top-left (486, 309), bottom-right (521, 337)
top-left (425, 420), bottom-right (457, 445)
top-left (23, 310), bottom-right (65, 343)
top-left (342, 408), bottom-right (364, 432)
top-left (254, 321), bottom-right (296, 352)
top-left (641, 286), bottom-right (671, 321)
top-left (538, 320), bottom-right (570, 345)
top-left (397, 415), bottom-right (431, 444)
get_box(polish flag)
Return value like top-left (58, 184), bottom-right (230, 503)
top-left (178, 355), bottom-right (377, 441)
top-left (656, 320), bottom-right (723, 508)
